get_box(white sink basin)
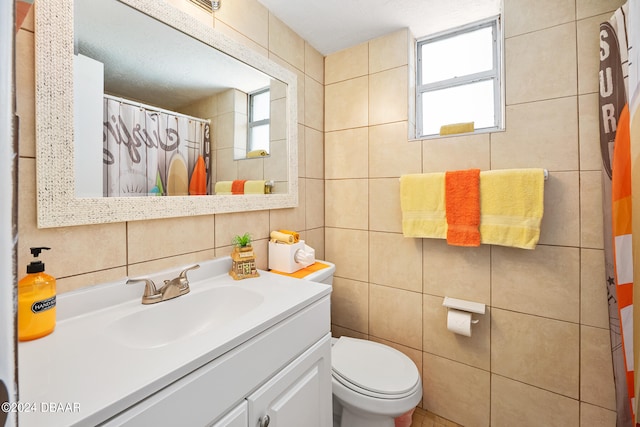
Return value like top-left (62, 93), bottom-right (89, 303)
top-left (107, 286), bottom-right (264, 348)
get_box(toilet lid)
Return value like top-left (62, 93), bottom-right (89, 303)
top-left (331, 337), bottom-right (419, 396)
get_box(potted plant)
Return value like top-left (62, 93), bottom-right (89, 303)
top-left (232, 232), bottom-right (253, 250)
top-left (229, 233), bottom-right (259, 280)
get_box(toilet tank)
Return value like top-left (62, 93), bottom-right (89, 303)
top-left (304, 261), bottom-right (336, 285)
top-left (270, 260), bottom-right (335, 285)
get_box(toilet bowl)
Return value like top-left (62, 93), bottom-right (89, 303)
top-left (296, 261), bottom-right (423, 427)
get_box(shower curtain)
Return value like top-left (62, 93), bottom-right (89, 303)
top-left (600, 3), bottom-right (632, 426)
top-left (103, 96), bottom-right (210, 197)
top-left (15, 0), bottom-right (33, 32)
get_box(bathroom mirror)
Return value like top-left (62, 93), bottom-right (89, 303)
top-left (35, 0), bottom-right (298, 228)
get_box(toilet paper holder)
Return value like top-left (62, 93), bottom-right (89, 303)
top-left (442, 297), bottom-right (485, 337)
top-left (442, 297), bottom-right (485, 314)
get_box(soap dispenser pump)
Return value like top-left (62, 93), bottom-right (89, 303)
top-left (18, 247), bottom-right (56, 341)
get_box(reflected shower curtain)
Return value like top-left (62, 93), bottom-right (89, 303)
top-left (15, 0), bottom-right (33, 32)
top-left (600, 3), bottom-right (632, 426)
top-left (103, 96), bottom-right (210, 197)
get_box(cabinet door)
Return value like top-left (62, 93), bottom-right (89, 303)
top-left (247, 334), bottom-right (332, 427)
top-left (209, 401), bottom-right (248, 427)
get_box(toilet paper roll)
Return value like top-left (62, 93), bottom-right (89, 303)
top-left (447, 309), bottom-right (477, 337)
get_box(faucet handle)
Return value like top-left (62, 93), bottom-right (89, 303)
top-left (172, 264), bottom-right (200, 288)
top-left (126, 278), bottom-right (161, 304)
top-left (179, 264), bottom-right (200, 280)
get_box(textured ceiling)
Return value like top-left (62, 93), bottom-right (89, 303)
top-left (256, 0), bottom-right (502, 55)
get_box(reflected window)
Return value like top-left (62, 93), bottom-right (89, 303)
top-left (248, 88), bottom-right (270, 154)
top-left (416, 17), bottom-right (502, 138)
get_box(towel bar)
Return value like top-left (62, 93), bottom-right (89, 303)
top-left (399, 169), bottom-right (549, 181)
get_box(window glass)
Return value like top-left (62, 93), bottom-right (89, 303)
top-left (249, 125), bottom-right (269, 152)
top-left (416, 17), bottom-right (502, 138)
top-left (251, 90), bottom-right (270, 122)
top-left (420, 80), bottom-right (495, 136)
top-left (248, 88), bottom-right (270, 153)
top-left (420, 26), bottom-right (494, 85)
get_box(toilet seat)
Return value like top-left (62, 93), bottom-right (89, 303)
top-left (331, 337), bottom-right (420, 399)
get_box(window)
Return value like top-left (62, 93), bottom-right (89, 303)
top-left (247, 87), bottom-right (270, 153)
top-left (416, 17), bottom-right (502, 138)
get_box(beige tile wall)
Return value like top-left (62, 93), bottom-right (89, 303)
top-left (324, 0), bottom-right (625, 425)
top-left (16, 0), bottom-right (324, 293)
top-left (17, 0), bottom-right (627, 424)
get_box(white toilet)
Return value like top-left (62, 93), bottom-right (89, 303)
top-left (299, 261), bottom-right (423, 427)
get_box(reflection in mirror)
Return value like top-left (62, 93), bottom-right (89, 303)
top-left (74, 0), bottom-right (285, 198)
top-left (35, 0), bottom-right (298, 227)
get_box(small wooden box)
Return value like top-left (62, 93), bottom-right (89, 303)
top-left (229, 246), bottom-right (260, 280)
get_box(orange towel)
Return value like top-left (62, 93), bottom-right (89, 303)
top-left (231, 180), bottom-right (246, 195)
top-left (271, 262), bottom-right (330, 279)
top-left (445, 169), bottom-right (481, 246)
top-left (189, 155), bottom-right (207, 195)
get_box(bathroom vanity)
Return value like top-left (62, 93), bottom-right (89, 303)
top-left (18, 257), bottom-right (332, 426)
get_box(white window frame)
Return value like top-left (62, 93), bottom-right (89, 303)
top-left (247, 87), bottom-right (270, 153)
top-left (416, 16), bottom-right (503, 139)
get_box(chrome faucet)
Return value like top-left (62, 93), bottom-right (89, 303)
top-left (126, 264), bottom-right (200, 304)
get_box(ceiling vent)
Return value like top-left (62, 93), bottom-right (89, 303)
top-left (189, 0), bottom-right (220, 13)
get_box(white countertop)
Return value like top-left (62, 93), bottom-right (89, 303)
top-left (18, 257), bottom-right (331, 426)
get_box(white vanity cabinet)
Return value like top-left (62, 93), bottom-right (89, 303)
top-left (245, 336), bottom-right (331, 427)
top-left (214, 335), bottom-right (331, 427)
top-left (211, 402), bottom-right (248, 427)
top-left (100, 296), bottom-right (332, 427)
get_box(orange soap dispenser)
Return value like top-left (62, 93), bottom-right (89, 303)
top-left (18, 247), bottom-right (56, 341)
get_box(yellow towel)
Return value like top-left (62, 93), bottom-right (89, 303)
top-left (244, 180), bottom-right (266, 194)
top-left (400, 173), bottom-right (447, 238)
top-left (278, 229), bottom-right (300, 243)
top-left (247, 149), bottom-right (268, 158)
top-left (479, 169), bottom-right (545, 249)
top-left (270, 230), bottom-right (294, 244)
top-left (214, 181), bottom-right (232, 195)
top-left (440, 122), bottom-right (474, 136)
